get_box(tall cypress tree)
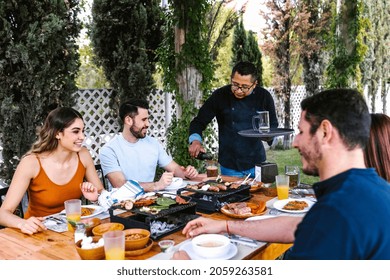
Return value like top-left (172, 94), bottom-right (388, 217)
top-left (231, 17), bottom-right (248, 65)
top-left (91, 0), bottom-right (164, 111)
top-left (246, 31), bottom-right (263, 86)
top-left (0, 0), bottom-right (81, 180)
top-left (231, 17), bottom-right (263, 85)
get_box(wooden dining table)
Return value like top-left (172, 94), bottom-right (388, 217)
top-left (0, 175), bottom-right (293, 260)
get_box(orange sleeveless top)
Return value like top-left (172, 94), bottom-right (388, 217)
top-left (24, 154), bottom-right (86, 218)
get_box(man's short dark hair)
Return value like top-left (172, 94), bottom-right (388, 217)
top-left (301, 88), bottom-right (371, 150)
top-left (119, 99), bottom-right (149, 122)
top-left (231, 61), bottom-right (258, 82)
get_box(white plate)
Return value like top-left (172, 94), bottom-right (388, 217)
top-left (273, 198), bottom-right (315, 214)
top-left (179, 241), bottom-right (238, 260)
top-left (245, 215), bottom-right (275, 221)
top-left (60, 205), bottom-right (105, 219)
top-left (164, 177), bottom-right (184, 191)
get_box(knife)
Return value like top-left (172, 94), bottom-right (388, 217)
top-left (228, 234), bottom-right (260, 248)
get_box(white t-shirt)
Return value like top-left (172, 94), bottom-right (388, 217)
top-left (99, 134), bottom-right (173, 187)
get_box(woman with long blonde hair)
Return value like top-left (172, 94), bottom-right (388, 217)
top-left (0, 107), bottom-right (103, 235)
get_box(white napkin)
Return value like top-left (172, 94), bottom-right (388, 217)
top-left (98, 180), bottom-right (145, 210)
top-left (166, 177), bottom-right (183, 190)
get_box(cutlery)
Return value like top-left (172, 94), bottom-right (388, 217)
top-left (45, 216), bottom-right (66, 225)
top-left (241, 173), bottom-right (251, 185)
top-left (229, 234), bottom-right (259, 248)
top-left (250, 173), bottom-right (261, 185)
top-left (268, 208), bottom-right (281, 215)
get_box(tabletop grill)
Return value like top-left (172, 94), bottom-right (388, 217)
top-left (109, 201), bottom-right (199, 240)
top-left (177, 183), bottom-right (251, 213)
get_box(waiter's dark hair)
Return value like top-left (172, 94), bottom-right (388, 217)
top-left (231, 61), bottom-right (258, 82)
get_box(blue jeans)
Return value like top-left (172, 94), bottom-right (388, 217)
top-left (220, 165), bottom-right (255, 178)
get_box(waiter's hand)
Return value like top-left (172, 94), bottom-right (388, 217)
top-left (188, 140), bottom-right (205, 158)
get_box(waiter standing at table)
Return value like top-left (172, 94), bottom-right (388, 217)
top-left (188, 61), bottom-right (278, 178)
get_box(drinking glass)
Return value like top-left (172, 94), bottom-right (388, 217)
top-left (285, 165), bottom-right (300, 189)
top-left (252, 111), bottom-right (270, 133)
top-left (103, 230), bottom-right (125, 260)
top-left (205, 160), bottom-right (219, 177)
top-left (275, 175), bottom-right (289, 200)
top-left (64, 199), bottom-right (81, 232)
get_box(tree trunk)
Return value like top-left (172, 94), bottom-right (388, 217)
top-left (174, 26), bottom-right (203, 116)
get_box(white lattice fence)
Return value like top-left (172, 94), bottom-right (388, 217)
top-left (267, 85), bottom-right (305, 134)
top-left (73, 87), bottom-right (307, 163)
top-left (73, 89), bottom-right (179, 163)
top-left (73, 89), bottom-right (120, 162)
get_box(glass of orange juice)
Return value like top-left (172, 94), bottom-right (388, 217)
top-left (103, 231), bottom-right (125, 260)
top-left (275, 175), bottom-right (290, 200)
top-left (64, 199), bottom-right (81, 232)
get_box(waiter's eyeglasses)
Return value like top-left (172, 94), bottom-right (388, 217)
top-left (231, 81), bottom-right (256, 93)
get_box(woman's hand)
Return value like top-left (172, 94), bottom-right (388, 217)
top-left (18, 217), bottom-right (46, 235)
top-left (80, 182), bottom-right (99, 201)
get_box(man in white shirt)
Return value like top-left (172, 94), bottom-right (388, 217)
top-left (99, 99), bottom-right (198, 192)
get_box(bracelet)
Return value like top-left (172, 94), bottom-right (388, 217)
top-left (226, 220), bottom-right (231, 235)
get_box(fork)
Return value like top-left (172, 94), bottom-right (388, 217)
top-left (268, 208), bottom-right (281, 215)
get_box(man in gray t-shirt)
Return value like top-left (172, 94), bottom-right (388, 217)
top-left (99, 99), bottom-right (198, 192)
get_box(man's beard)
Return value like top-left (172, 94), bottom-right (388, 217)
top-left (300, 137), bottom-right (321, 177)
top-left (130, 124), bottom-right (146, 139)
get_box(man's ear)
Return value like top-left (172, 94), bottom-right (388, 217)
top-left (319, 119), bottom-right (333, 142)
top-left (125, 115), bottom-right (133, 126)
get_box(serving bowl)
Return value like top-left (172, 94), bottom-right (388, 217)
top-left (82, 217), bottom-right (102, 236)
top-left (123, 228), bottom-right (151, 250)
top-left (191, 234), bottom-right (231, 259)
top-left (92, 222), bottom-right (124, 236)
top-left (75, 236), bottom-right (105, 260)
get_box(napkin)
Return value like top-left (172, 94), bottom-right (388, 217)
top-left (98, 180), bottom-right (145, 210)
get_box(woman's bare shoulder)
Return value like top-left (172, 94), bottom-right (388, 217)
top-left (78, 147), bottom-right (94, 165)
top-left (20, 153), bottom-right (39, 165)
top-left (15, 153), bottom-right (40, 176)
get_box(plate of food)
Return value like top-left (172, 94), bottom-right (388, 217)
top-left (220, 201), bottom-right (267, 219)
top-left (61, 205), bottom-right (105, 219)
top-left (273, 198), bottom-right (315, 214)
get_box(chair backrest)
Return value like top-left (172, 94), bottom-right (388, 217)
top-left (0, 186), bottom-right (24, 218)
top-left (95, 164), bottom-right (109, 191)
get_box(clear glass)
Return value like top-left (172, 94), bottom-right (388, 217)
top-left (275, 175), bottom-right (289, 200)
top-left (103, 230), bottom-right (125, 260)
top-left (285, 165), bottom-right (300, 188)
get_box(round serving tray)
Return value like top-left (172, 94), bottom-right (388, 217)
top-left (238, 128), bottom-right (294, 139)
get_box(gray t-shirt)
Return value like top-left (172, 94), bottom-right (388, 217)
top-left (99, 134), bottom-right (172, 188)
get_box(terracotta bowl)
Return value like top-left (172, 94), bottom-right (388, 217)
top-left (92, 222), bottom-right (124, 236)
top-left (123, 228), bottom-right (151, 250)
top-left (75, 236), bottom-right (105, 260)
top-left (82, 217), bottom-right (102, 236)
